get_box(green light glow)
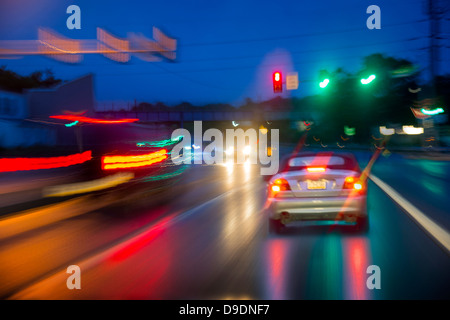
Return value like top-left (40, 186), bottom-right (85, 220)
top-left (361, 74), bottom-right (376, 85)
top-left (137, 136), bottom-right (183, 148)
top-left (344, 126), bottom-right (355, 136)
top-left (141, 166), bottom-right (187, 182)
top-left (65, 121), bottom-right (79, 127)
top-left (421, 108), bottom-right (444, 115)
top-left (171, 135), bottom-right (184, 141)
top-left (319, 79), bottom-right (330, 88)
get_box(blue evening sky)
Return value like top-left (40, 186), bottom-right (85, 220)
top-left (1, 0), bottom-right (448, 108)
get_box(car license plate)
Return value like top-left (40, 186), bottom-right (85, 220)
top-left (307, 180), bottom-right (326, 189)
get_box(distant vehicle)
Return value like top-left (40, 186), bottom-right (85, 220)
top-left (223, 144), bottom-right (254, 164)
top-left (266, 152), bottom-right (368, 233)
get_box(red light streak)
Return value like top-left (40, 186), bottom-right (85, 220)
top-left (0, 151), bottom-right (92, 172)
top-left (309, 153), bottom-right (333, 168)
top-left (344, 238), bottom-right (371, 300)
top-left (109, 224), bottom-right (164, 262)
top-left (102, 149), bottom-right (168, 170)
top-left (108, 214), bottom-right (174, 262)
top-left (265, 239), bottom-right (289, 299)
top-left (50, 115), bottom-right (139, 124)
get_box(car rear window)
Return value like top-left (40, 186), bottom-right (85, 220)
top-left (288, 156), bottom-right (345, 167)
top-left (282, 153), bottom-right (360, 172)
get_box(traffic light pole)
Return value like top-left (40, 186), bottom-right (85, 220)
top-left (427, 0), bottom-right (440, 96)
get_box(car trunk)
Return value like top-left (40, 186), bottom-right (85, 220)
top-left (283, 169), bottom-right (360, 198)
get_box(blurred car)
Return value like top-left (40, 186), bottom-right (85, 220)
top-left (266, 152), bottom-right (368, 233)
top-left (223, 144), bottom-right (254, 163)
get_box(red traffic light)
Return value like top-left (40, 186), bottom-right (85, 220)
top-left (273, 71), bottom-right (282, 93)
top-left (274, 72), bottom-right (280, 81)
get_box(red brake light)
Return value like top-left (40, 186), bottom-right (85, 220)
top-left (307, 167), bottom-right (326, 173)
top-left (270, 178), bottom-right (291, 194)
top-left (344, 176), bottom-right (354, 184)
top-left (343, 176), bottom-right (364, 192)
top-left (271, 185), bottom-right (281, 192)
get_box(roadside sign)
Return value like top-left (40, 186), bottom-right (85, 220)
top-left (286, 72), bottom-right (299, 90)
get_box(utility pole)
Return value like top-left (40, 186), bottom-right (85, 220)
top-left (426, 0), bottom-right (443, 95)
top-left (423, 0), bottom-right (442, 147)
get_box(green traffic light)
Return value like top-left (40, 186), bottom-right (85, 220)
top-left (344, 125), bottom-right (355, 136)
top-left (361, 74), bottom-right (376, 85)
top-left (319, 79), bottom-right (329, 88)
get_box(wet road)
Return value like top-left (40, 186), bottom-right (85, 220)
top-left (1, 151), bottom-right (450, 299)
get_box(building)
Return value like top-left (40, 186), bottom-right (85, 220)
top-left (0, 74), bottom-right (94, 148)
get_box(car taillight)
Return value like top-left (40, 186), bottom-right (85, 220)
top-left (307, 167), bottom-right (326, 173)
top-left (343, 176), bottom-right (365, 192)
top-left (270, 178), bottom-right (291, 194)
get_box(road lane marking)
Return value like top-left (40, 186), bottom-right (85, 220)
top-left (370, 174), bottom-right (450, 253)
top-left (9, 178), bottom-right (264, 299)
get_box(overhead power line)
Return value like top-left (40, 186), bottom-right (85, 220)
top-left (96, 37), bottom-right (427, 77)
top-left (179, 37), bottom-right (426, 63)
top-left (181, 19), bottom-right (428, 47)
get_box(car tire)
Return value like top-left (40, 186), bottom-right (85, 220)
top-left (269, 218), bottom-right (284, 234)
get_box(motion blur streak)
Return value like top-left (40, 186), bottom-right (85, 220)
top-left (343, 238), bottom-right (372, 300)
top-left (102, 149), bottom-right (167, 164)
top-left (0, 27), bottom-right (177, 63)
top-left (38, 28), bottom-right (82, 63)
top-left (97, 28), bottom-right (130, 63)
top-left (108, 216), bottom-right (170, 262)
top-left (43, 172), bottom-right (135, 197)
top-left (65, 120), bottom-right (79, 127)
top-left (50, 115), bottom-right (139, 124)
top-left (141, 166), bottom-right (186, 182)
top-left (401, 125), bottom-right (424, 135)
top-left (101, 149), bottom-right (168, 170)
top-left (421, 108), bottom-right (444, 115)
top-left (136, 136), bottom-right (183, 148)
top-left (0, 196), bottom-right (91, 241)
top-left (0, 151), bottom-right (92, 172)
top-left (102, 155), bottom-right (167, 170)
top-left (264, 239), bottom-right (290, 300)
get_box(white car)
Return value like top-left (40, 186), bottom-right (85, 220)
top-left (266, 152), bottom-right (368, 233)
